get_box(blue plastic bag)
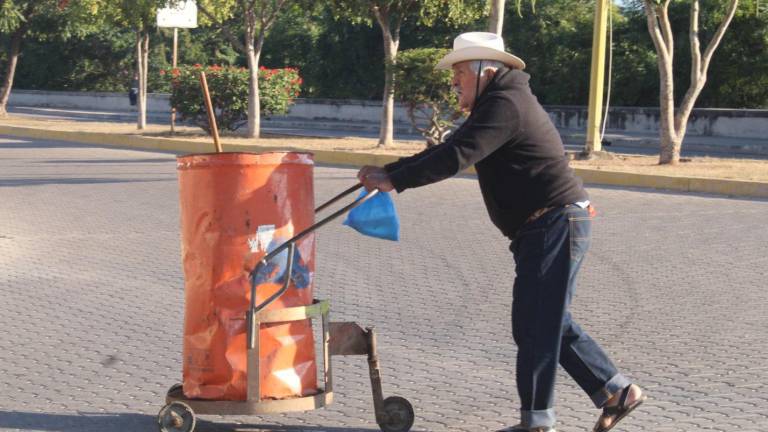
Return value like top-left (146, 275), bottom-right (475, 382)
top-left (343, 190), bottom-right (400, 241)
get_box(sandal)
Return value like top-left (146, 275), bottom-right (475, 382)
top-left (593, 384), bottom-right (646, 432)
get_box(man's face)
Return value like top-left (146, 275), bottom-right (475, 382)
top-left (451, 62), bottom-right (478, 112)
top-left (451, 61), bottom-right (496, 112)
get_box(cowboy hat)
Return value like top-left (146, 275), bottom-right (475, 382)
top-left (435, 32), bottom-right (526, 70)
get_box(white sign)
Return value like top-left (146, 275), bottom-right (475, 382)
top-left (157, 0), bottom-right (198, 29)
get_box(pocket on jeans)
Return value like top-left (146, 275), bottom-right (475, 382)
top-left (568, 216), bottom-right (591, 261)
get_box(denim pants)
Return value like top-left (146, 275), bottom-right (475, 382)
top-left (510, 205), bottom-right (631, 428)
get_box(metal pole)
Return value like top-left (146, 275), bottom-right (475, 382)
top-left (585, 0), bottom-right (610, 154)
top-left (171, 27), bottom-right (178, 133)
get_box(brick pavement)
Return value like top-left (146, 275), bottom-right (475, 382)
top-left (1, 134), bottom-right (767, 432)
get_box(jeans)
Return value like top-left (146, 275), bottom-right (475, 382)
top-left (510, 205), bottom-right (630, 428)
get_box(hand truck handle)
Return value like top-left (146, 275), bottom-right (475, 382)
top-left (247, 184), bottom-right (379, 315)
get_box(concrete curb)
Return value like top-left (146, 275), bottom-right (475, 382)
top-left (2, 124), bottom-right (767, 199)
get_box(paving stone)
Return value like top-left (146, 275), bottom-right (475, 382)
top-left (1, 135), bottom-right (767, 431)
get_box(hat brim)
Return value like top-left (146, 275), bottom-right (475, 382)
top-left (435, 46), bottom-right (526, 70)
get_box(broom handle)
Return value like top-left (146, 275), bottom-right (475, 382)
top-left (199, 71), bottom-right (223, 153)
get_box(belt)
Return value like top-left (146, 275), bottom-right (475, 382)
top-left (524, 204), bottom-right (596, 225)
top-left (524, 206), bottom-right (557, 225)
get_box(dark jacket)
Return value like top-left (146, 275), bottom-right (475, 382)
top-left (385, 67), bottom-right (587, 239)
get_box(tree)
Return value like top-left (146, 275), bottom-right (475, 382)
top-left (503, 0), bottom-right (595, 105)
top-left (110, 0), bottom-right (170, 130)
top-left (642, 0), bottom-right (739, 164)
top-left (196, 0), bottom-right (300, 139)
top-left (393, 48), bottom-right (461, 146)
top-left (331, 0), bottom-right (484, 147)
top-left (0, 0), bottom-right (99, 116)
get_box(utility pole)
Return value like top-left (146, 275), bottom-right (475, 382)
top-left (157, 0), bottom-right (197, 134)
top-left (585, 0), bottom-right (610, 155)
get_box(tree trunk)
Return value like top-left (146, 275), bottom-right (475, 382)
top-left (373, 8), bottom-right (400, 148)
top-left (488, 0), bottom-right (506, 35)
top-left (644, 1), bottom-right (679, 164)
top-left (379, 36), bottom-right (396, 147)
top-left (657, 51), bottom-right (679, 164)
top-left (245, 40), bottom-right (261, 139)
top-left (136, 31), bottom-right (149, 130)
top-left (0, 26), bottom-right (26, 117)
top-left (659, 136), bottom-right (682, 165)
top-left (241, 4), bottom-right (262, 140)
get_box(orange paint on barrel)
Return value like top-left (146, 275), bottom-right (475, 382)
top-left (177, 152), bottom-right (317, 400)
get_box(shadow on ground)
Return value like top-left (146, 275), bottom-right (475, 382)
top-left (0, 411), bottom-right (382, 432)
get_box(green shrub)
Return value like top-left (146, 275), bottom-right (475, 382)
top-left (393, 48), bottom-right (462, 146)
top-left (162, 64), bottom-right (302, 132)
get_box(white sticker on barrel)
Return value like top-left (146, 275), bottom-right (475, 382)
top-left (249, 224), bottom-right (275, 252)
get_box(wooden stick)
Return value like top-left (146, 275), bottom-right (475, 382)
top-left (199, 71), bottom-right (223, 153)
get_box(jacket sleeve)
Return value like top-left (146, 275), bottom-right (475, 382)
top-left (387, 93), bottom-right (519, 193)
top-left (384, 141), bottom-right (446, 174)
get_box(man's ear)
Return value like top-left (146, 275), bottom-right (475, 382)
top-left (485, 69), bottom-right (497, 81)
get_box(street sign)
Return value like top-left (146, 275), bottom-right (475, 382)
top-left (157, 0), bottom-right (198, 29)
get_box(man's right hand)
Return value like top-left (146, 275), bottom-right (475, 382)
top-left (357, 165), bottom-right (394, 192)
top-left (357, 165), bottom-right (385, 181)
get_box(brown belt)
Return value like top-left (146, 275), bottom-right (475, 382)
top-left (525, 206), bottom-right (557, 225)
top-left (524, 204), bottom-right (596, 225)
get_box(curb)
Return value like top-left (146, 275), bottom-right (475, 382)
top-left (2, 124), bottom-right (767, 200)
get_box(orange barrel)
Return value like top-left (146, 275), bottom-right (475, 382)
top-left (177, 152), bottom-right (317, 401)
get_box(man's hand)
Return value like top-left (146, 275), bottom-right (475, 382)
top-left (357, 165), bottom-right (394, 192)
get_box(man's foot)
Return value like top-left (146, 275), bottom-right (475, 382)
top-left (593, 384), bottom-right (646, 432)
top-left (496, 425), bottom-right (556, 432)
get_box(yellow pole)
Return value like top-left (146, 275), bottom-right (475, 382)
top-left (585, 0), bottom-right (610, 154)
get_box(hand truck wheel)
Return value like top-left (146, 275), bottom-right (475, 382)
top-left (166, 383), bottom-right (183, 397)
top-left (378, 396), bottom-right (415, 432)
top-left (158, 401), bottom-right (196, 432)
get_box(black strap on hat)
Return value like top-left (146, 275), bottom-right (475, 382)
top-left (474, 60), bottom-right (483, 110)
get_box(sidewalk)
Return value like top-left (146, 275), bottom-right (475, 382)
top-left (9, 105), bottom-right (768, 158)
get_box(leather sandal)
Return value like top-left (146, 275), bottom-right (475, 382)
top-left (593, 384), bottom-right (647, 432)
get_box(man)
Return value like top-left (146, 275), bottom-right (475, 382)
top-left (358, 32), bottom-right (645, 432)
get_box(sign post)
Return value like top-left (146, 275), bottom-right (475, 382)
top-left (157, 0), bottom-right (198, 133)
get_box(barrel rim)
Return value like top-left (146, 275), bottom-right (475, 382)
top-left (176, 151), bottom-right (315, 168)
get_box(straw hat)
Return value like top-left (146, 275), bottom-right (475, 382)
top-left (435, 32), bottom-right (525, 70)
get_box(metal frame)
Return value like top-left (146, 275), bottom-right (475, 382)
top-left (164, 300), bottom-right (396, 419)
top-left (166, 299), bottom-right (333, 415)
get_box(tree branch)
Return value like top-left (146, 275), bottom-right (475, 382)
top-left (677, 0), bottom-right (739, 132)
top-left (262, 0), bottom-right (289, 32)
top-left (197, 3), bottom-right (246, 53)
top-left (700, 0), bottom-right (738, 72)
top-left (644, 1), bottom-right (670, 61)
top-left (689, 0), bottom-right (702, 85)
top-left (371, 3), bottom-right (388, 31)
top-left (658, 1), bottom-right (674, 59)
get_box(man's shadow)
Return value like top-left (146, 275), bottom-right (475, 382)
top-left (0, 410), bottom-right (380, 432)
